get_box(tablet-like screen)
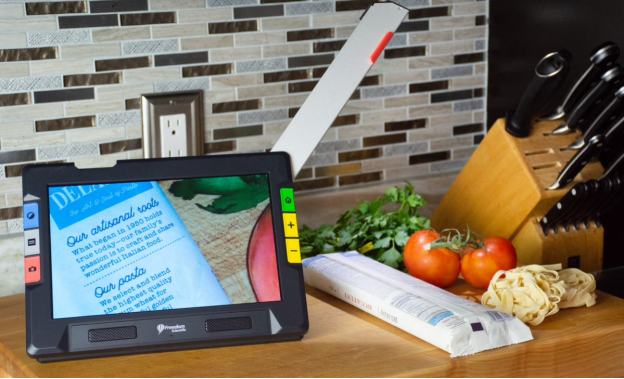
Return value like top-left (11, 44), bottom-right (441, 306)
top-left (48, 175), bottom-right (281, 319)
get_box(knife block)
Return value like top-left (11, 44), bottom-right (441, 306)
top-left (513, 218), bottom-right (603, 271)
top-left (431, 118), bottom-right (604, 271)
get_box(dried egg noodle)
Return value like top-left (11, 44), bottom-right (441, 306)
top-left (481, 265), bottom-right (596, 326)
top-left (559, 268), bottom-right (597, 309)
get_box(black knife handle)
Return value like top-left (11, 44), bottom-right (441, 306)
top-left (559, 42), bottom-right (620, 116)
top-left (571, 86), bottom-right (624, 149)
top-left (570, 180), bottom-right (601, 229)
top-left (579, 66), bottom-right (624, 129)
top-left (601, 148), bottom-right (624, 179)
top-left (506, 50), bottom-right (571, 138)
top-left (554, 183), bottom-right (589, 232)
top-left (540, 183), bottom-right (583, 235)
top-left (604, 110), bottom-right (624, 146)
top-left (594, 176), bottom-right (624, 224)
top-left (566, 66), bottom-right (624, 130)
top-left (548, 134), bottom-right (606, 190)
top-left (551, 65), bottom-right (624, 136)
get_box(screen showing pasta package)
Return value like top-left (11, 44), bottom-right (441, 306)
top-left (49, 175), bottom-right (281, 319)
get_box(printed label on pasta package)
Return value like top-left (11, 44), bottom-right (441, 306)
top-left (390, 294), bottom-right (455, 326)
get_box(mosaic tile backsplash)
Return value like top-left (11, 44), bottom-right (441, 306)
top-left (0, 0), bottom-right (488, 240)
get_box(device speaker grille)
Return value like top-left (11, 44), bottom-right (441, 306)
top-left (206, 316), bottom-right (252, 333)
top-left (88, 326), bottom-right (137, 343)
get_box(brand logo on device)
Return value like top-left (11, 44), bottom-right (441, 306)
top-left (156, 324), bottom-right (186, 335)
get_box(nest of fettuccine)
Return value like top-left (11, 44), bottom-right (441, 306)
top-left (481, 264), bottom-right (597, 326)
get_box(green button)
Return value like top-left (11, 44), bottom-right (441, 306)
top-left (280, 188), bottom-right (296, 212)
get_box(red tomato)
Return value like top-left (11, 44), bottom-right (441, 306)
top-left (403, 230), bottom-right (461, 288)
top-left (461, 237), bottom-right (517, 289)
top-left (247, 207), bottom-right (281, 302)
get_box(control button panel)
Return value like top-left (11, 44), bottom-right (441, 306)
top-left (25, 256), bottom-right (41, 284)
top-left (24, 229), bottom-right (40, 257)
top-left (23, 203), bottom-right (39, 230)
top-left (280, 188), bottom-right (296, 213)
top-left (282, 213), bottom-right (299, 238)
top-left (285, 238), bottom-right (302, 264)
top-left (280, 188), bottom-right (300, 263)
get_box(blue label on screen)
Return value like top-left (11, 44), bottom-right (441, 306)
top-left (49, 182), bottom-right (152, 230)
top-left (49, 181), bottom-right (232, 319)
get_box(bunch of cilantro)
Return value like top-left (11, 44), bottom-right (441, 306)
top-left (299, 182), bottom-right (430, 271)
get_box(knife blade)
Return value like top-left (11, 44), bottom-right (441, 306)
top-left (506, 50), bottom-right (572, 138)
top-left (567, 86), bottom-right (624, 149)
top-left (548, 134), bottom-right (606, 190)
top-left (540, 182), bottom-right (586, 235)
top-left (543, 41), bottom-right (620, 122)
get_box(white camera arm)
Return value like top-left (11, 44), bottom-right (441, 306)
top-left (271, 2), bottom-right (409, 177)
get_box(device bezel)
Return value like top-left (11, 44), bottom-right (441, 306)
top-left (22, 152), bottom-right (308, 361)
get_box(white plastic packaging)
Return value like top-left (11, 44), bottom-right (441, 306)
top-left (303, 252), bottom-right (533, 357)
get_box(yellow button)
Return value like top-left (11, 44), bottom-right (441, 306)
top-left (285, 238), bottom-right (302, 264)
top-left (282, 213), bottom-right (299, 238)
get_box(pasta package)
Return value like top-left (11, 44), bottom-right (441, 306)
top-left (303, 252), bottom-right (533, 357)
top-left (481, 264), bottom-right (597, 326)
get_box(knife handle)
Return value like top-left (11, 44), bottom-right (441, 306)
top-left (551, 65), bottom-right (624, 136)
top-left (587, 178), bottom-right (622, 227)
top-left (603, 111), bottom-right (624, 147)
top-left (601, 148), bottom-right (624, 178)
top-left (548, 134), bottom-right (606, 190)
top-left (569, 180), bottom-right (601, 229)
top-left (595, 177), bottom-right (624, 224)
top-left (568, 66), bottom-right (624, 128)
top-left (540, 203), bottom-right (562, 235)
top-left (571, 86), bottom-right (624, 149)
top-left (579, 66), bottom-right (624, 129)
top-left (559, 42), bottom-right (620, 116)
top-left (506, 50), bottom-right (571, 138)
top-left (540, 185), bottom-right (576, 234)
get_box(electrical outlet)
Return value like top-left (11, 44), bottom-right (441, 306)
top-left (141, 91), bottom-right (204, 158)
top-left (160, 114), bottom-right (188, 157)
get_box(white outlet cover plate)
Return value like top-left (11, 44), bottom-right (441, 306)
top-left (141, 91), bottom-right (204, 158)
top-left (160, 114), bottom-right (188, 157)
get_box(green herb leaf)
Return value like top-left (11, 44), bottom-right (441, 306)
top-left (386, 187), bottom-right (398, 202)
top-left (374, 236), bottom-right (392, 249)
top-left (380, 247), bottom-right (402, 269)
top-left (299, 181), bottom-right (429, 271)
top-left (394, 231), bottom-right (409, 247)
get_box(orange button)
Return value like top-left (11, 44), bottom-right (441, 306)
top-left (25, 256), bottom-right (41, 284)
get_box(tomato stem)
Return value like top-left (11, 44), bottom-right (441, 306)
top-left (426, 226), bottom-right (485, 254)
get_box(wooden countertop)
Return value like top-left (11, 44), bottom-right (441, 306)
top-left (1, 282), bottom-right (624, 377)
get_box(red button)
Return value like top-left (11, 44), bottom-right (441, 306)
top-left (25, 256), bottom-right (41, 284)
